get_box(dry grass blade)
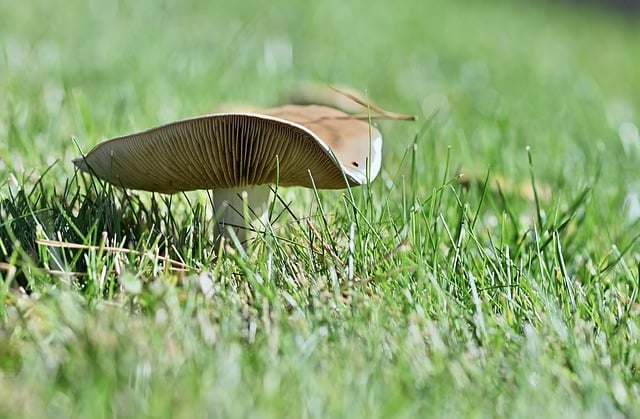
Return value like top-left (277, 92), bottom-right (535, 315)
top-left (616, 293), bottom-right (640, 313)
top-left (328, 85), bottom-right (416, 121)
top-left (0, 262), bottom-right (16, 273)
top-left (35, 239), bottom-right (194, 271)
top-left (42, 269), bottom-right (85, 277)
top-left (305, 219), bottom-right (347, 269)
top-left (364, 238), bottom-right (416, 283)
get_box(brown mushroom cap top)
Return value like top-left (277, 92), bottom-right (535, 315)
top-left (73, 105), bottom-right (382, 194)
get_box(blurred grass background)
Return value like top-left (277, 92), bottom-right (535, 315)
top-left (2, 0), bottom-right (639, 183)
top-left (1, 0), bottom-right (640, 417)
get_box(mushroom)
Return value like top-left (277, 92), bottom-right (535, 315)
top-left (73, 105), bottom-right (383, 244)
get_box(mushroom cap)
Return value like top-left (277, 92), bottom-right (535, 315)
top-left (73, 105), bottom-right (382, 194)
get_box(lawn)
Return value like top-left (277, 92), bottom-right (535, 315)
top-left (1, 0), bottom-right (639, 417)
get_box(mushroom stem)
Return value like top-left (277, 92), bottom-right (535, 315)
top-left (212, 185), bottom-right (271, 244)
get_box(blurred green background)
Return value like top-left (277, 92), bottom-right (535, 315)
top-left (2, 0), bottom-right (639, 194)
top-left (2, 1), bottom-right (640, 417)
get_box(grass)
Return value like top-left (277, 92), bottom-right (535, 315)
top-left (1, 0), bottom-right (640, 417)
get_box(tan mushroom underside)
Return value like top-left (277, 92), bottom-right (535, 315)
top-left (74, 105), bottom-right (381, 194)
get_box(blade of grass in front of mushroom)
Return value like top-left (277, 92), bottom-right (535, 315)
top-left (266, 156), bottom-right (281, 239)
top-left (307, 171), bottom-right (341, 257)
